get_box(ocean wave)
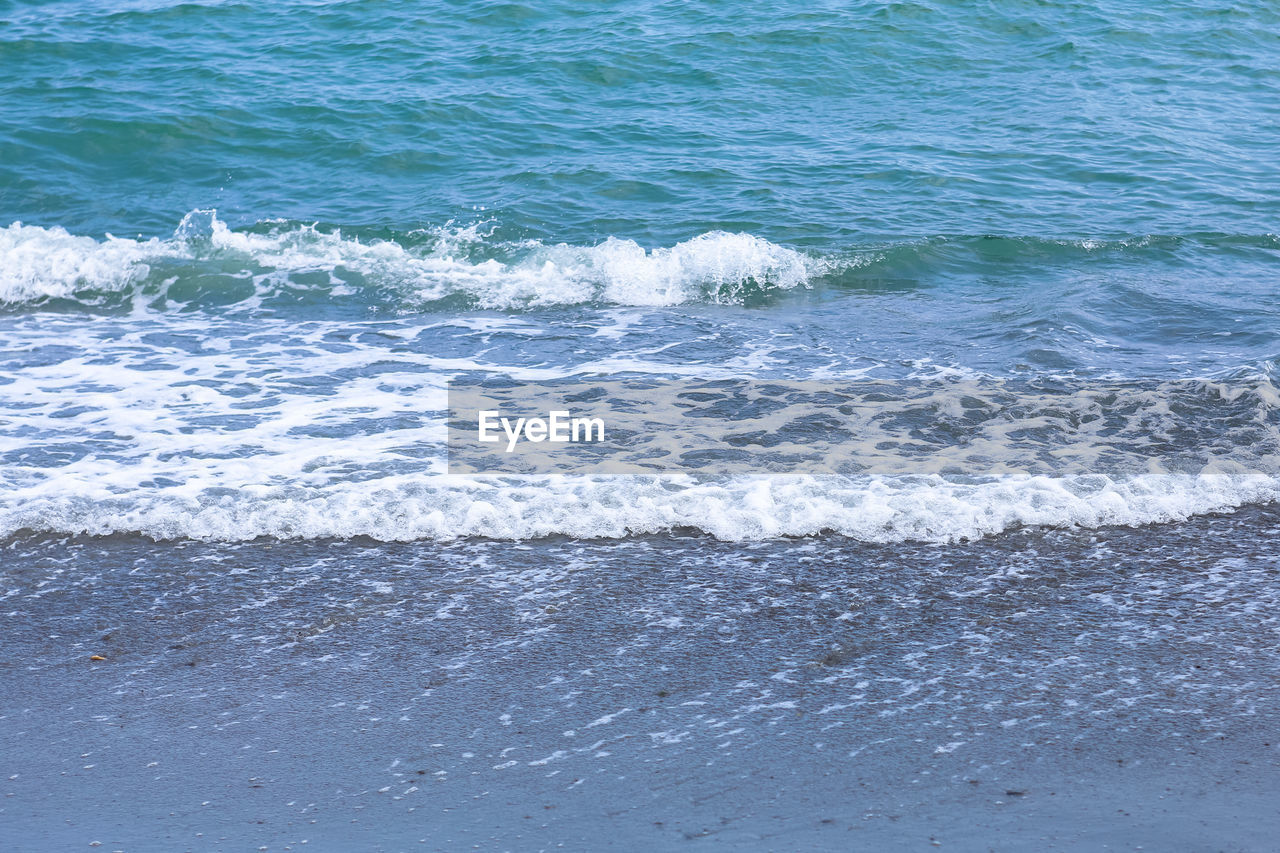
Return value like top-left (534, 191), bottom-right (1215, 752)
top-left (2, 468), bottom-right (1276, 543)
top-left (0, 212), bottom-right (827, 311)
top-left (5, 211), bottom-right (1276, 315)
top-left (0, 222), bottom-right (166, 304)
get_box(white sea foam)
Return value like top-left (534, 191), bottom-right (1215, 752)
top-left (0, 213), bottom-right (828, 309)
top-left (1, 310), bottom-right (1276, 543)
top-left (3, 216), bottom-right (1277, 544)
top-left (0, 223), bottom-right (163, 302)
top-left (3, 468), bottom-right (1278, 543)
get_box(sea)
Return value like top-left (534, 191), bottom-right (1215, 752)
top-left (2, 1), bottom-right (1279, 850)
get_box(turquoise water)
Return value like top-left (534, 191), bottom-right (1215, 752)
top-left (4, 0), bottom-right (1279, 241)
top-left (1, 1), bottom-right (1279, 539)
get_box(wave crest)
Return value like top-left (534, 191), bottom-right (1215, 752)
top-left (0, 212), bottom-right (826, 311)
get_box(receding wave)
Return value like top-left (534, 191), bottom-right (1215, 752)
top-left (3, 376), bottom-right (1278, 544)
top-left (2, 468), bottom-right (1278, 544)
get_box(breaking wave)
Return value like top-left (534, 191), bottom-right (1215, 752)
top-left (5, 211), bottom-right (1275, 315)
top-left (0, 211), bottom-right (827, 311)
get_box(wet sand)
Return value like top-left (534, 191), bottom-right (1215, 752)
top-left (3, 509), bottom-right (1279, 850)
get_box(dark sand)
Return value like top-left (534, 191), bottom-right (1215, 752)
top-left (4, 509), bottom-right (1279, 851)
